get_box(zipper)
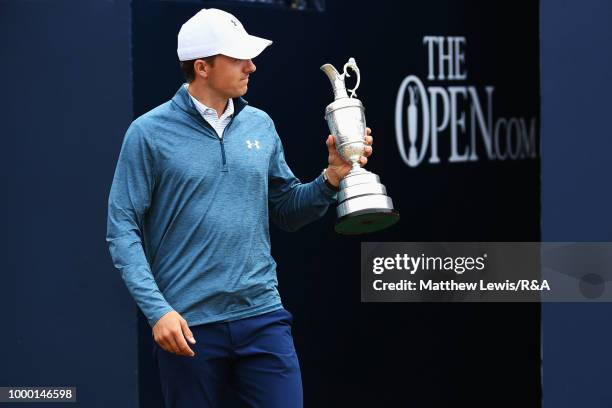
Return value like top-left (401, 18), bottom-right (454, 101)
top-left (193, 113), bottom-right (233, 172)
top-left (219, 138), bottom-right (227, 166)
top-left (219, 118), bottom-right (234, 172)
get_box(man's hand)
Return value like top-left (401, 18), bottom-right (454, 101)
top-left (325, 127), bottom-right (373, 187)
top-left (152, 310), bottom-right (197, 357)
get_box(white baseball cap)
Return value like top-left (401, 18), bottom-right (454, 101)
top-left (177, 8), bottom-right (272, 61)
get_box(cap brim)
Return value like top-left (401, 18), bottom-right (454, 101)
top-left (221, 34), bottom-right (272, 60)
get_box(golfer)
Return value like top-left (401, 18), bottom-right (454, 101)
top-left (106, 8), bottom-right (373, 407)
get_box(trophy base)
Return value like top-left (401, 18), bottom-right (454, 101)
top-left (335, 208), bottom-right (400, 235)
top-left (334, 169), bottom-right (400, 235)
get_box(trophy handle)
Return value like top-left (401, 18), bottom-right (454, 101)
top-left (342, 57), bottom-right (360, 98)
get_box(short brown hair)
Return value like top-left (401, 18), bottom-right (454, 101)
top-left (180, 55), bottom-right (217, 83)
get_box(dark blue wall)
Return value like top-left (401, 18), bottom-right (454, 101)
top-left (541, 0), bottom-right (612, 406)
top-left (1, 1), bottom-right (137, 407)
top-left (133, 1), bottom-right (540, 407)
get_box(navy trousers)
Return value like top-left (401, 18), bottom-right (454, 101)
top-left (153, 308), bottom-right (303, 408)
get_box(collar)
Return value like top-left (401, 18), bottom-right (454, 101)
top-left (186, 84), bottom-right (235, 121)
top-left (172, 83), bottom-right (248, 120)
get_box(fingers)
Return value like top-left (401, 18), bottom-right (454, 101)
top-left (160, 318), bottom-right (195, 357)
top-left (180, 319), bottom-right (196, 345)
top-left (152, 312), bottom-right (196, 357)
top-left (156, 327), bottom-right (194, 356)
top-left (329, 134), bottom-right (373, 147)
top-left (173, 329), bottom-right (195, 357)
top-left (153, 329), bottom-right (175, 354)
top-left (155, 336), bottom-right (171, 353)
top-left (364, 130), bottom-right (373, 158)
top-left (327, 135), bottom-right (342, 163)
top-left (328, 133), bottom-right (372, 163)
top-left (166, 332), bottom-right (182, 355)
top-left (156, 329), bottom-right (180, 355)
top-left (326, 135), bottom-right (336, 152)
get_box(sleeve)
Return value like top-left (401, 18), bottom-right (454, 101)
top-left (267, 119), bottom-right (338, 232)
top-left (106, 122), bottom-right (174, 327)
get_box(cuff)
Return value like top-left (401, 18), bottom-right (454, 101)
top-left (148, 305), bottom-right (175, 328)
top-left (315, 173), bottom-right (339, 201)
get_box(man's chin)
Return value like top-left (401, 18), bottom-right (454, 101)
top-left (231, 88), bottom-right (248, 99)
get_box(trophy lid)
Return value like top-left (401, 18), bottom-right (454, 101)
top-left (321, 57), bottom-right (361, 101)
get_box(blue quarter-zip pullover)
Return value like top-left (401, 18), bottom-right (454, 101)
top-left (106, 85), bottom-right (337, 327)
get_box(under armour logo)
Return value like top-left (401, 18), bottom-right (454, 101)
top-left (230, 19), bottom-right (239, 28)
top-left (246, 140), bottom-right (260, 150)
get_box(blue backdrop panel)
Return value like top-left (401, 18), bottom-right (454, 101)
top-left (1, 1), bottom-right (136, 407)
top-left (541, 0), bottom-right (612, 407)
top-left (133, 1), bottom-right (541, 407)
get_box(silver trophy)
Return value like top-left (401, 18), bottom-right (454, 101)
top-left (321, 57), bottom-right (399, 234)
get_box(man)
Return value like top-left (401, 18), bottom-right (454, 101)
top-left (106, 8), bottom-right (373, 407)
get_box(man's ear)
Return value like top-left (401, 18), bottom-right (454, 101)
top-left (194, 60), bottom-right (208, 79)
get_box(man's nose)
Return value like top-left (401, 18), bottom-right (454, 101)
top-left (244, 59), bottom-right (256, 73)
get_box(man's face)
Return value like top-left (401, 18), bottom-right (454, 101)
top-left (204, 55), bottom-right (256, 99)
